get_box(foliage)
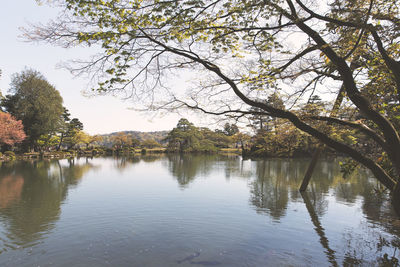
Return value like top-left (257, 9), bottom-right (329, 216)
top-left (166, 119), bottom-right (200, 152)
top-left (4, 151), bottom-right (16, 160)
top-left (0, 112), bottom-right (26, 148)
top-left (200, 127), bottom-right (232, 148)
top-left (1, 69), bottom-right (64, 150)
top-left (339, 158), bottom-right (360, 179)
top-left (131, 137), bottom-right (141, 148)
top-left (36, 134), bottom-right (60, 152)
top-left (250, 124), bottom-right (309, 157)
top-left (166, 118), bottom-right (235, 152)
top-left (56, 108), bottom-right (85, 150)
top-left (223, 123), bottom-right (239, 136)
top-left (89, 135), bottom-right (103, 148)
top-left (62, 117), bottom-right (85, 149)
top-left (101, 131), bottom-right (168, 147)
top-left (110, 132), bottom-right (132, 150)
top-left (67, 130), bottom-right (96, 150)
top-left (141, 139), bottom-right (161, 149)
top-left (74, 131), bottom-right (91, 148)
top-left (232, 132), bottom-right (251, 150)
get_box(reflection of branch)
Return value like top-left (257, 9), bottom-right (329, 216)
top-left (301, 192), bottom-right (338, 267)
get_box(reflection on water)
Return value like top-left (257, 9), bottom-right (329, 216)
top-left (0, 175), bottom-right (24, 209)
top-left (301, 192), bottom-right (338, 267)
top-left (0, 159), bottom-right (97, 251)
top-left (0, 156), bottom-right (399, 266)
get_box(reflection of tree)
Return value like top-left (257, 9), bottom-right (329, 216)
top-left (340, 221), bottom-right (400, 266)
top-left (0, 159), bottom-right (96, 248)
top-left (166, 154), bottom-right (249, 188)
top-left (0, 175), bottom-right (24, 209)
top-left (223, 156), bottom-right (252, 180)
top-left (342, 172), bottom-right (400, 265)
top-left (112, 155), bottom-right (175, 171)
top-left (112, 156), bottom-right (140, 171)
top-left (249, 160), bottom-right (289, 220)
top-left (141, 155), bottom-right (164, 163)
top-left (248, 158), bottom-right (384, 220)
top-left (332, 169), bottom-right (369, 205)
top-left (112, 155), bottom-right (164, 172)
top-left (166, 154), bottom-right (215, 188)
top-left (249, 159), bottom-right (330, 219)
top-left (247, 158), bottom-right (400, 265)
top-left (301, 192), bottom-right (338, 267)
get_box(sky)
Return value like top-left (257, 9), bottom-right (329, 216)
top-left (0, 1), bottom-right (194, 135)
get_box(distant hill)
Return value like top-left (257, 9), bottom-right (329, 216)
top-left (101, 130), bottom-right (169, 147)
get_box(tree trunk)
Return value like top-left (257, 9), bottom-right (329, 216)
top-left (57, 133), bottom-right (64, 151)
top-left (300, 147), bottom-right (322, 191)
top-left (392, 184), bottom-right (400, 215)
top-left (300, 87), bottom-right (346, 191)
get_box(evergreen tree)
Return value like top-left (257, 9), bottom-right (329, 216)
top-left (1, 69), bottom-right (64, 151)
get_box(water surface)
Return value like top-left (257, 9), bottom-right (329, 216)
top-left (0, 155), bottom-right (399, 266)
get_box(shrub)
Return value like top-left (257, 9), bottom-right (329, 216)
top-left (4, 151), bottom-right (16, 160)
top-left (4, 151), bottom-right (15, 157)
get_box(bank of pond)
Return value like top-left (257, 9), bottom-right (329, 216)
top-left (0, 147), bottom-right (245, 161)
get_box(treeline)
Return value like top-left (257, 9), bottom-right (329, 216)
top-left (165, 118), bottom-right (242, 153)
top-left (0, 68), bottom-right (339, 158)
top-left (0, 69), bottom-right (366, 158)
top-left (163, 93), bottom-right (369, 158)
top-left (101, 131), bottom-right (169, 147)
top-left (0, 69), bottom-right (93, 153)
top-left (0, 69), bottom-right (170, 155)
top-left (163, 116), bottom-right (319, 156)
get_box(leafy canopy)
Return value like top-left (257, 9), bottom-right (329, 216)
top-left (1, 69), bottom-right (64, 149)
top-left (0, 112), bottom-right (26, 147)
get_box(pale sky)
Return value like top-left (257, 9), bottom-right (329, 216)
top-left (0, 1), bottom-right (196, 135)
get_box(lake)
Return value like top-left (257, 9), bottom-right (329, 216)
top-left (0, 155), bottom-right (399, 266)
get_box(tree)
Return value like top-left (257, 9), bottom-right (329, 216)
top-left (62, 117), bottom-right (84, 150)
top-left (223, 123), bottom-right (239, 136)
top-left (0, 112), bottom-right (26, 148)
top-left (166, 119), bottom-right (232, 152)
top-left (88, 135), bottom-right (103, 149)
top-left (166, 118), bottom-right (203, 152)
top-left (232, 132), bottom-right (251, 151)
top-left (200, 127), bottom-right (232, 148)
top-left (69, 118), bottom-right (83, 132)
top-left (110, 132), bottom-right (132, 150)
top-left (1, 69), bottom-right (64, 151)
top-left (57, 107), bottom-right (76, 150)
top-left (75, 131), bottom-right (91, 149)
top-left (28, 0), bottom-right (400, 206)
top-left (57, 107), bottom-right (72, 150)
top-left (131, 137), bottom-right (141, 148)
top-left (36, 134), bottom-right (60, 152)
top-left (141, 139), bottom-right (161, 149)
top-left (64, 130), bottom-right (91, 150)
